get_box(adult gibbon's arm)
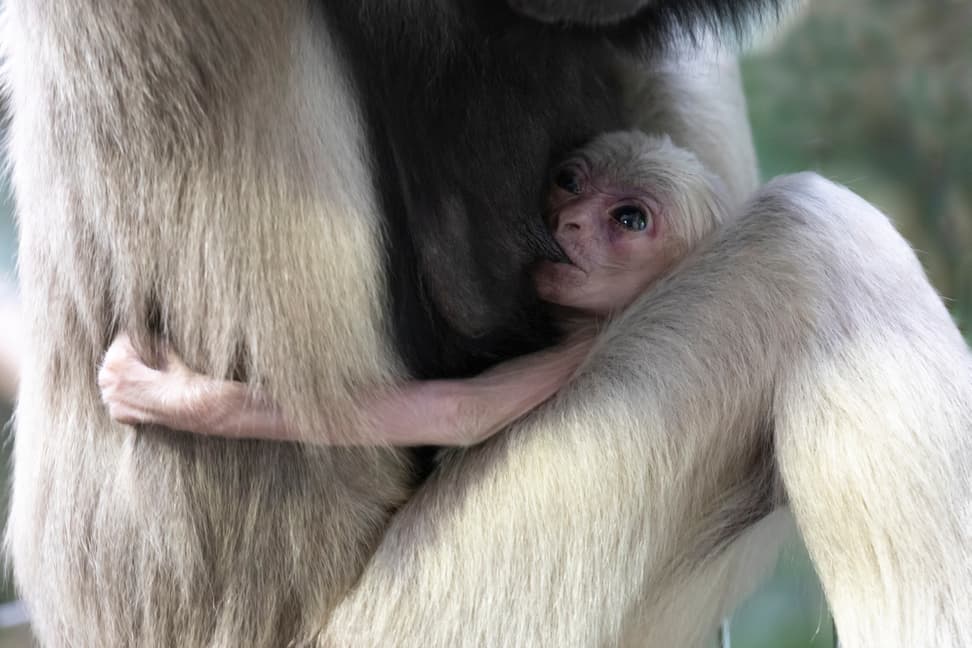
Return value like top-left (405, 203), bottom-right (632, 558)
top-left (618, 49), bottom-right (759, 207)
top-left (324, 175), bottom-right (972, 647)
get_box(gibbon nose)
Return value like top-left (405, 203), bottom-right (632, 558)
top-left (553, 205), bottom-right (589, 239)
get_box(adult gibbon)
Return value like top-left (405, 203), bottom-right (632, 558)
top-left (4, 1), bottom-right (968, 646)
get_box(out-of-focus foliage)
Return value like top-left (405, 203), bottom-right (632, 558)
top-left (728, 539), bottom-right (836, 648)
top-left (744, 0), bottom-right (972, 337)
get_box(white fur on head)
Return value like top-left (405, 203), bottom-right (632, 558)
top-left (570, 130), bottom-right (731, 250)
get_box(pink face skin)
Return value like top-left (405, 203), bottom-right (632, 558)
top-left (532, 163), bottom-right (677, 316)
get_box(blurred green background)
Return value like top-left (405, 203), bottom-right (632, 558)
top-left (0, 0), bottom-right (968, 645)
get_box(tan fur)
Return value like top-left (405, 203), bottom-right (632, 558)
top-left (5, 2), bottom-right (969, 647)
top-left (3, 2), bottom-right (411, 646)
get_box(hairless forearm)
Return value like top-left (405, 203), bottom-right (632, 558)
top-left (367, 335), bottom-right (590, 446)
top-left (100, 331), bottom-right (594, 446)
top-left (186, 379), bottom-right (290, 440)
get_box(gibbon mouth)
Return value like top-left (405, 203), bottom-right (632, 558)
top-left (535, 224), bottom-right (572, 265)
top-left (555, 245), bottom-right (585, 273)
top-left (540, 222), bottom-right (583, 270)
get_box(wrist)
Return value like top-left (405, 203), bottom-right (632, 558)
top-left (177, 373), bottom-right (226, 432)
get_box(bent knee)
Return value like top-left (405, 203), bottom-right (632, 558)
top-left (751, 173), bottom-right (904, 246)
top-left (759, 173), bottom-right (870, 219)
top-left (745, 172), bottom-right (926, 287)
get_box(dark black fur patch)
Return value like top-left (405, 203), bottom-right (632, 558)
top-left (319, 0), bottom-right (778, 378)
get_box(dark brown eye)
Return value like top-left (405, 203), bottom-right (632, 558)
top-left (611, 206), bottom-right (649, 232)
top-left (554, 169), bottom-right (582, 194)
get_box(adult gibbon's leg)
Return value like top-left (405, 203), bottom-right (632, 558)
top-left (324, 174), bottom-right (972, 647)
top-left (769, 186), bottom-right (972, 646)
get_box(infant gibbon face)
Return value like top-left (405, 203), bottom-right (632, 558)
top-left (533, 139), bottom-right (682, 316)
